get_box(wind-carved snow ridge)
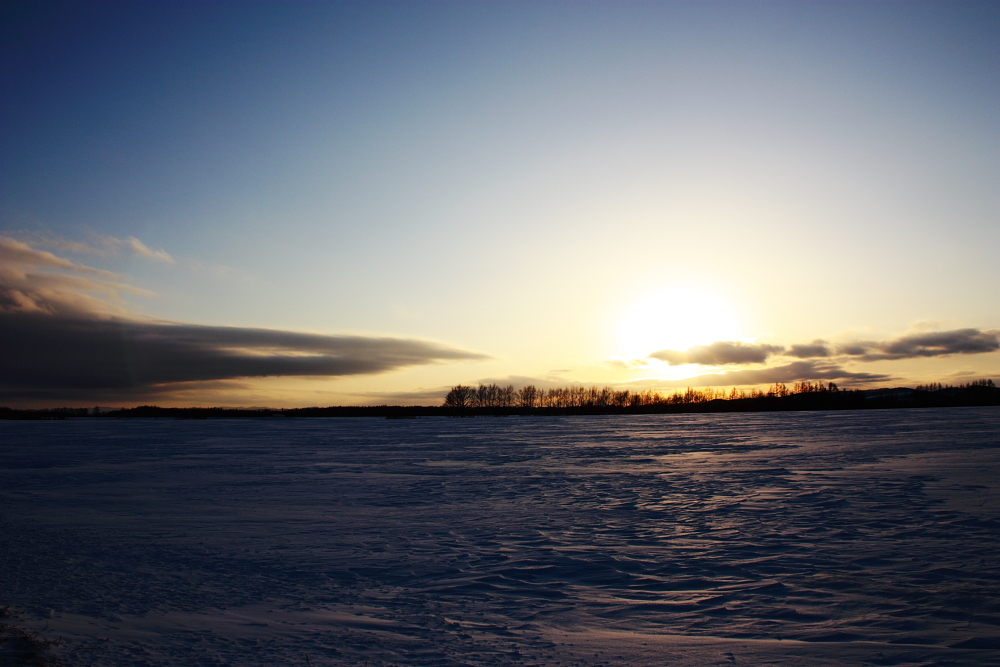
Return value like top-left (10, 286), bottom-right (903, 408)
top-left (1, 409), bottom-right (999, 666)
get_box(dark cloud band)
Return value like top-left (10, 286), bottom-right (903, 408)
top-left (650, 341), bottom-right (784, 366)
top-left (649, 329), bottom-right (999, 367)
top-left (0, 313), bottom-right (487, 400)
top-left (0, 236), bottom-right (487, 402)
top-left (859, 328), bottom-right (1000, 360)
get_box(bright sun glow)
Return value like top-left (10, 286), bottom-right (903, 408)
top-left (617, 286), bottom-right (742, 359)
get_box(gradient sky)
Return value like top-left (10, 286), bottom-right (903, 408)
top-left (2, 0), bottom-right (999, 407)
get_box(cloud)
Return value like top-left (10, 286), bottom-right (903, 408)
top-left (648, 329), bottom-right (999, 368)
top-left (631, 326), bottom-right (998, 391)
top-left (0, 236), bottom-right (120, 278)
top-left (39, 234), bottom-right (177, 264)
top-left (0, 314), bottom-right (487, 399)
top-left (777, 328), bottom-right (1000, 361)
top-left (856, 328), bottom-right (1000, 360)
top-left (786, 340), bottom-right (832, 358)
top-left (650, 341), bottom-right (784, 366)
top-left (0, 239), bottom-right (487, 403)
top-left (671, 361), bottom-right (891, 388)
top-left (351, 386), bottom-right (455, 404)
top-left (606, 358), bottom-right (651, 369)
top-left (1, 237), bottom-right (152, 318)
top-left (11, 232), bottom-right (175, 264)
top-left (122, 236), bottom-right (175, 263)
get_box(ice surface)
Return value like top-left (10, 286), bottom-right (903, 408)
top-left (1, 408), bottom-right (999, 666)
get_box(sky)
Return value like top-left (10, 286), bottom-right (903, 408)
top-left (2, 0), bottom-right (999, 407)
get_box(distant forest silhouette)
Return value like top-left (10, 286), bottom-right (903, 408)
top-left (440, 379), bottom-right (999, 415)
top-left (1, 379), bottom-right (997, 420)
top-left (442, 381), bottom-right (842, 411)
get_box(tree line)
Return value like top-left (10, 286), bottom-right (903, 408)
top-left (915, 379), bottom-right (995, 392)
top-left (440, 378), bottom-right (1000, 415)
top-left (443, 381), bottom-right (843, 411)
top-left (1, 379), bottom-right (995, 420)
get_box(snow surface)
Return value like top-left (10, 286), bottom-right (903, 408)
top-left (1, 408), bottom-right (999, 666)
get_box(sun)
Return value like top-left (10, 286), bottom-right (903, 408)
top-left (617, 286), bottom-right (742, 360)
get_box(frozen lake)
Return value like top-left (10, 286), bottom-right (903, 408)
top-left (2, 408), bottom-right (999, 666)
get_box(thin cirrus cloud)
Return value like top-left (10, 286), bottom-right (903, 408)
top-left (22, 233), bottom-right (176, 264)
top-left (119, 236), bottom-right (175, 264)
top-left (0, 238), bottom-right (487, 402)
top-left (32, 232), bottom-right (249, 280)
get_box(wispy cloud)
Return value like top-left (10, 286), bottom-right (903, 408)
top-left (0, 239), bottom-right (488, 403)
top-left (121, 236), bottom-right (175, 263)
top-left (32, 232), bottom-right (247, 279)
top-left (0, 236), bottom-right (120, 279)
top-left (606, 358), bottom-right (652, 370)
top-left (670, 360), bottom-right (891, 388)
top-left (350, 386), bottom-right (456, 404)
top-left (0, 236), bottom-right (149, 317)
top-left (19, 232), bottom-right (176, 264)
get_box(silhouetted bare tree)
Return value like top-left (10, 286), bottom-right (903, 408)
top-left (444, 385), bottom-right (475, 410)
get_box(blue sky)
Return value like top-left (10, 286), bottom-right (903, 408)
top-left (2, 1), bottom-right (999, 406)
